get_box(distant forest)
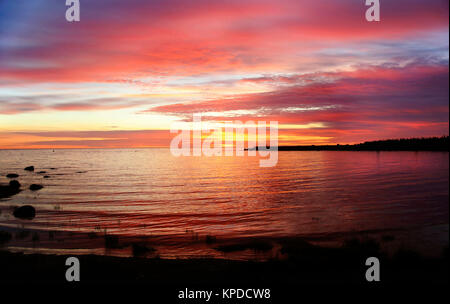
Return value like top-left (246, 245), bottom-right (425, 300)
top-left (250, 136), bottom-right (449, 151)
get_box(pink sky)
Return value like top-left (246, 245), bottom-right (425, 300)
top-left (0, 0), bottom-right (448, 148)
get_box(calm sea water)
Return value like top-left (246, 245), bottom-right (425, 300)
top-left (0, 149), bottom-right (448, 259)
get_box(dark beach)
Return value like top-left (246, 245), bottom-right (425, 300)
top-left (1, 235), bottom-right (448, 285)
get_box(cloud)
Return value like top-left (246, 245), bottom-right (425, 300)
top-left (2, 130), bottom-right (171, 148)
top-left (0, 101), bottom-right (44, 114)
top-left (0, 0), bottom-right (448, 83)
top-left (0, 96), bottom-right (148, 114)
top-left (0, 0), bottom-right (448, 147)
top-left (145, 62), bottom-right (449, 142)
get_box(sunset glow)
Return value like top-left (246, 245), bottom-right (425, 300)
top-left (0, 0), bottom-right (448, 148)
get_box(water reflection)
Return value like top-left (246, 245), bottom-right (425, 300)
top-left (0, 149), bottom-right (448, 258)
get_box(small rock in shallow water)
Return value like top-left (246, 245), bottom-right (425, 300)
top-left (37, 171), bottom-right (47, 174)
top-left (0, 181), bottom-right (21, 198)
top-left (13, 205), bottom-right (36, 219)
top-left (43, 176), bottom-right (50, 179)
top-left (9, 180), bottom-right (21, 189)
top-left (24, 166), bottom-right (35, 171)
top-left (29, 184), bottom-right (44, 191)
top-left (6, 173), bottom-right (19, 178)
top-left (132, 243), bottom-right (156, 257)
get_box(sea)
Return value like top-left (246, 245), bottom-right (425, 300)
top-left (0, 149), bottom-right (448, 260)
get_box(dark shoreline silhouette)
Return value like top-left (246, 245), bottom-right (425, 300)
top-left (1, 222), bottom-right (448, 286)
top-left (248, 136), bottom-right (449, 151)
top-left (0, 236), bottom-right (447, 285)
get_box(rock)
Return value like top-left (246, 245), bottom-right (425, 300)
top-left (29, 184), bottom-right (44, 191)
top-left (6, 173), bottom-right (19, 178)
top-left (0, 181), bottom-right (21, 198)
top-left (24, 166), bottom-right (35, 171)
top-left (37, 171), bottom-right (47, 174)
top-left (9, 180), bottom-right (21, 189)
top-left (43, 176), bottom-right (50, 179)
top-left (13, 205), bottom-right (36, 219)
top-left (132, 243), bottom-right (156, 257)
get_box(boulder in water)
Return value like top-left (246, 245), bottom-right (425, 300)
top-left (9, 180), bottom-right (21, 189)
top-left (29, 184), bottom-right (44, 191)
top-left (13, 205), bottom-right (36, 219)
top-left (24, 166), bottom-right (35, 172)
top-left (132, 243), bottom-right (156, 257)
top-left (0, 180), bottom-right (21, 198)
top-left (6, 173), bottom-right (19, 178)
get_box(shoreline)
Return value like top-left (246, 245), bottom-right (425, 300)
top-left (1, 239), bottom-right (448, 284)
top-left (1, 136), bottom-right (449, 151)
top-left (1, 223), bottom-right (448, 261)
top-left (1, 227), bottom-right (449, 284)
top-left (248, 136), bottom-right (450, 152)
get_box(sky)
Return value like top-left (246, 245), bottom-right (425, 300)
top-left (0, 0), bottom-right (448, 148)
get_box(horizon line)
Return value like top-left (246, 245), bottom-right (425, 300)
top-left (1, 136), bottom-right (448, 151)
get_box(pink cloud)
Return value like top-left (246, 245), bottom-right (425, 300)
top-left (1, 0), bottom-right (447, 83)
